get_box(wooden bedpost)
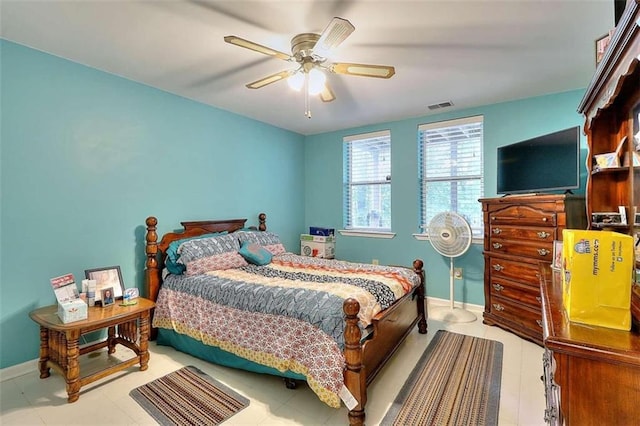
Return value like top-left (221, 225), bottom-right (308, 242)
top-left (413, 259), bottom-right (428, 334)
top-left (145, 217), bottom-right (161, 339)
top-left (258, 212), bottom-right (266, 231)
top-left (344, 298), bottom-right (366, 426)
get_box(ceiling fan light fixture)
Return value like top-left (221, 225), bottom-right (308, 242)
top-left (287, 71), bottom-right (304, 91)
top-left (307, 68), bottom-right (326, 95)
top-left (225, 17), bottom-right (395, 119)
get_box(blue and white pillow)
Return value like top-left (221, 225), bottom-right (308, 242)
top-left (238, 240), bottom-right (273, 265)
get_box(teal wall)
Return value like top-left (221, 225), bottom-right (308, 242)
top-left (0, 40), bottom-right (305, 369)
top-left (304, 90), bottom-right (588, 304)
top-left (0, 39), bottom-right (589, 370)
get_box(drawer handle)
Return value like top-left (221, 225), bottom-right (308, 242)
top-left (542, 217), bottom-right (548, 222)
top-left (493, 264), bottom-right (504, 271)
top-left (493, 227), bottom-right (502, 234)
top-left (492, 303), bottom-right (505, 312)
top-left (537, 231), bottom-right (550, 239)
top-left (537, 248), bottom-right (550, 256)
top-left (492, 283), bottom-right (504, 291)
top-left (536, 319), bottom-right (543, 328)
top-left (492, 242), bottom-right (503, 249)
top-left (536, 296), bottom-right (542, 303)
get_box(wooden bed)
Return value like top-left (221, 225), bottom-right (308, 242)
top-left (144, 213), bottom-right (427, 426)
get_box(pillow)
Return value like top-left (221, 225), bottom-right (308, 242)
top-left (236, 231), bottom-right (286, 256)
top-left (178, 233), bottom-right (247, 275)
top-left (236, 230), bottom-right (282, 246)
top-left (263, 243), bottom-right (286, 256)
top-left (185, 252), bottom-right (248, 275)
top-left (178, 233), bottom-right (242, 265)
top-left (238, 241), bottom-right (273, 265)
top-left (165, 232), bottom-right (228, 275)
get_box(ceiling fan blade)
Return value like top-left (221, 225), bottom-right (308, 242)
top-left (320, 84), bottom-right (336, 102)
top-left (313, 17), bottom-right (355, 58)
top-left (246, 70), bottom-right (295, 89)
top-left (224, 36), bottom-right (293, 61)
top-left (329, 62), bottom-right (395, 78)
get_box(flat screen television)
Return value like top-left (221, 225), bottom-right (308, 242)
top-left (497, 126), bottom-right (580, 195)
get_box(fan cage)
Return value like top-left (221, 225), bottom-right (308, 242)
top-left (428, 212), bottom-right (472, 257)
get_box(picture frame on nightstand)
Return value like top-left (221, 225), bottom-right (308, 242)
top-left (100, 287), bottom-right (115, 307)
top-left (85, 265), bottom-right (125, 302)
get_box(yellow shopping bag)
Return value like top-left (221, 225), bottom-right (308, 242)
top-left (562, 229), bottom-right (633, 331)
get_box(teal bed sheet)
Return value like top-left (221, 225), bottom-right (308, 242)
top-left (156, 328), bottom-right (306, 381)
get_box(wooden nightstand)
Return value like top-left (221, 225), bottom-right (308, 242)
top-left (29, 297), bottom-right (155, 402)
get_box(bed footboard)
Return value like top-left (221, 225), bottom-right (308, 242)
top-left (344, 259), bottom-right (427, 426)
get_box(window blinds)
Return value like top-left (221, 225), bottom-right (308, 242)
top-left (418, 116), bottom-right (484, 237)
top-left (343, 130), bottom-right (391, 230)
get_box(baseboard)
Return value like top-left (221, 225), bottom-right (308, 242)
top-left (0, 358), bottom-right (37, 382)
top-left (426, 296), bottom-right (483, 312)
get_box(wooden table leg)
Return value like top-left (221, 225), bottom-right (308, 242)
top-left (65, 329), bottom-right (81, 403)
top-left (139, 311), bottom-right (150, 371)
top-left (107, 326), bottom-right (116, 354)
top-left (38, 326), bottom-right (50, 379)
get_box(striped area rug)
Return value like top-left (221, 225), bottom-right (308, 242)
top-left (381, 330), bottom-right (503, 426)
top-left (130, 365), bottom-right (249, 425)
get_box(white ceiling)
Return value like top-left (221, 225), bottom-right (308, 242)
top-left (1, 0), bottom-right (614, 135)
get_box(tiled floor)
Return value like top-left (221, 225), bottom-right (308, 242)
top-left (0, 304), bottom-right (546, 425)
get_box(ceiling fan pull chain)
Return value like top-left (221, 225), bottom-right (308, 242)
top-left (304, 73), bottom-right (312, 118)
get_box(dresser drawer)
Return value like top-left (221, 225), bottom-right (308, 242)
top-left (489, 238), bottom-right (553, 261)
top-left (489, 295), bottom-right (543, 332)
top-left (488, 256), bottom-right (542, 285)
top-left (489, 205), bottom-right (557, 227)
top-left (489, 225), bottom-right (556, 243)
top-left (490, 276), bottom-right (542, 308)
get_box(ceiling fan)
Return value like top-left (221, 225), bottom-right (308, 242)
top-left (224, 17), bottom-right (395, 118)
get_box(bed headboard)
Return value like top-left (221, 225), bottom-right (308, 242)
top-left (144, 213), bottom-right (267, 302)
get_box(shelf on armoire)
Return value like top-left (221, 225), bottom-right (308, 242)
top-left (591, 166), bottom-right (640, 175)
top-left (590, 222), bottom-right (635, 230)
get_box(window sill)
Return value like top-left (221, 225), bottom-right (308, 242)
top-left (339, 230), bottom-right (396, 239)
top-left (412, 233), bottom-right (483, 245)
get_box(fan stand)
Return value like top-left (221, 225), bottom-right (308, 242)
top-left (429, 257), bottom-right (477, 323)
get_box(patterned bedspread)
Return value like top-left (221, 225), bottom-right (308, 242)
top-left (152, 253), bottom-right (420, 408)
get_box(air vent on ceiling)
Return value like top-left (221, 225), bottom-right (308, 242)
top-left (427, 101), bottom-right (454, 110)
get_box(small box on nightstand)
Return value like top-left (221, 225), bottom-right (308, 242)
top-left (57, 299), bottom-right (88, 323)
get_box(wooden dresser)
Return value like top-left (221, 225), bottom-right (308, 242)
top-left (540, 264), bottom-right (640, 425)
top-left (480, 194), bottom-right (586, 345)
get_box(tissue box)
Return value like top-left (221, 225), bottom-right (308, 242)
top-left (57, 299), bottom-right (88, 324)
top-left (309, 227), bottom-right (335, 236)
top-left (562, 229), bottom-right (633, 330)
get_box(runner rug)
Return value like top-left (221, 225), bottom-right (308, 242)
top-left (381, 330), bottom-right (503, 426)
top-left (130, 365), bottom-right (249, 425)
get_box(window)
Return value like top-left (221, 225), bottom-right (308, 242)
top-left (343, 130), bottom-right (391, 231)
top-left (418, 116), bottom-right (484, 239)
